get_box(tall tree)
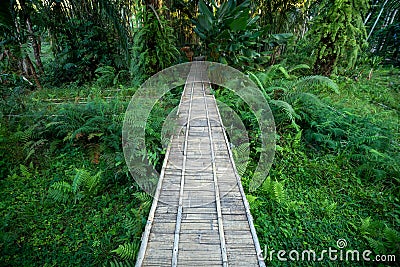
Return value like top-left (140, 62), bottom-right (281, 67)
top-left (256, 0), bottom-right (309, 35)
top-left (0, 0), bottom-right (43, 88)
top-left (308, 0), bottom-right (369, 75)
top-left (130, 0), bottom-right (179, 83)
top-left (166, 0), bottom-right (199, 45)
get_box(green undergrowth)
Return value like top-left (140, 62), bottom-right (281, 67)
top-left (217, 65), bottom-right (399, 266)
top-left (0, 83), bottom-right (182, 266)
top-left (1, 66), bottom-right (399, 266)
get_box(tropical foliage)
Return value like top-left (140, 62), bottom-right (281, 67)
top-left (1, 0), bottom-right (399, 266)
top-left (307, 0), bottom-right (370, 75)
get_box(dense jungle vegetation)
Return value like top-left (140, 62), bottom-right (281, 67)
top-left (1, 0), bottom-right (399, 266)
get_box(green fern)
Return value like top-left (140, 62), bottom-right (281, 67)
top-left (133, 192), bottom-right (151, 202)
top-left (13, 123), bottom-right (47, 161)
top-left (105, 259), bottom-right (134, 267)
top-left (86, 171), bottom-right (102, 194)
top-left (273, 181), bottom-right (286, 204)
top-left (262, 64), bottom-right (291, 81)
top-left (288, 64), bottom-right (311, 74)
top-left (366, 236), bottom-right (386, 255)
top-left (133, 192), bottom-right (152, 212)
top-left (259, 176), bottom-right (286, 204)
top-left (261, 176), bottom-right (273, 194)
top-left (248, 72), bottom-right (271, 101)
top-left (270, 99), bottom-right (300, 130)
top-left (23, 139), bottom-right (47, 161)
top-left (383, 227), bottom-right (400, 254)
top-left (95, 65), bottom-right (116, 87)
top-left (360, 217), bottom-right (371, 235)
top-left (111, 242), bottom-right (139, 260)
top-left (48, 169), bottom-right (102, 204)
top-left (278, 66), bottom-right (291, 79)
top-left (294, 75), bottom-right (339, 94)
top-left (48, 181), bottom-right (72, 203)
top-left (283, 92), bottom-right (325, 123)
top-left (359, 217), bottom-right (400, 256)
top-left (246, 194), bottom-right (259, 210)
top-left (123, 216), bottom-right (142, 237)
top-left (72, 169), bottom-right (90, 194)
top-left (19, 164), bottom-right (32, 178)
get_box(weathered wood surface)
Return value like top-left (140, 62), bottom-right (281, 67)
top-left (136, 62), bottom-right (265, 267)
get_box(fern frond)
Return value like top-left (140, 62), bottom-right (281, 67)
top-left (133, 192), bottom-right (151, 203)
top-left (113, 113), bottom-right (125, 123)
top-left (112, 242), bottom-right (139, 260)
top-left (366, 237), bottom-right (386, 255)
top-left (288, 64), bottom-right (310, 73)
top-left (72, 169), bottom-right (91, 194)
top-left (123, 217), bottom-right (141, 237)
top-left (264, 64), bottom-right (290, 81)
top-left (248, 72), bottom-right (267, 96)
top-left (383, 227), bottom-right (400, 253)
top-left (232, 143), bottom-right (250, 176)
top-left (270, 99), bottom-right (300, 130)
top-left (134, 192), bottom-right (152, 212)
top-left (105, 259), bottom-right (134, 267)
top-left (294, 75), bottom-right (339, 94)
top-left (261, 176), bottom-right (273, 194)
top-left (273, 181), bottom-right (285, 204)
top-left (48, 181), bottom-right (72, 203)
top-left (246, 194), bottom-right (259, 210)
top-left (19, 164), bottom-right (31, 178)
top-left (278, 66), bottom-right (290, 79)
top-left (24, 138), bottom-right (47, 161)
top-left (86, 171), bottom-right (102, 194)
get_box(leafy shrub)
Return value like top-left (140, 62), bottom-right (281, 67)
top-left (130, 6), bottom-right (179, 85)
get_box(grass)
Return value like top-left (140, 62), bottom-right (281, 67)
top-left (329, 67), bottom-right (399, 133)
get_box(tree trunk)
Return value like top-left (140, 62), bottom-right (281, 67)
top-left (313, 36), bottom-right (336, 76)
top-left (26, 16), bottom-right (44, 74)
top-left (23, 55), bottom-right (42, 89)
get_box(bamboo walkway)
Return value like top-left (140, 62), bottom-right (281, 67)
top-left (136, 62), bottom-right (265, 267)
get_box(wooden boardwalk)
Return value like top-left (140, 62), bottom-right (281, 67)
top-left (136, 62), bottom-right (265, 267)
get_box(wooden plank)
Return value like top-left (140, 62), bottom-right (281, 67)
top-left (145, 241), bottom-right (173, 251)
top-left (180, 221), bottom-right (218, 231)
top-left (182, 207), bottom-right (216, 214)
top-left (182, 212), bottom-right (217, 220)
top-left (138, 63), bottom-right (265, 267)
top-left (177, 261), bottom-right (222, 267)
top-left (178, 233), bottom-right (221, 244)
top-left (151, 222), bottom-right (176, 234)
